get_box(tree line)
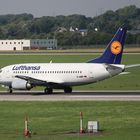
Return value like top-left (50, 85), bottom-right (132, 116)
top-left (0, 5), bottom-right (139, 47)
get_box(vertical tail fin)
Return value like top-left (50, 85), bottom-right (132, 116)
top-left (88, 26), bottom-right (127, 64)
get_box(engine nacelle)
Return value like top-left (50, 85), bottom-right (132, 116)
top-left (11, 79), bottom-right (32, 90)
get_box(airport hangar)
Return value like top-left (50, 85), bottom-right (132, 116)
top-left (0, 39), bottom-right (57, 51)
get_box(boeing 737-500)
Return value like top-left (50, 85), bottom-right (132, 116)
top-left (0, 26), bottom-right (139, 93)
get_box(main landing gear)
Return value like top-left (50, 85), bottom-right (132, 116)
top-left (44, 87), bottom-right (53, 94)
top-left (64, 87), bottom-right (72, 93)
top-left (44, 87), bottom-right (72, 94)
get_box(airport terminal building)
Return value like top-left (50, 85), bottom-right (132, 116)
top-left (0, 39), bottom-right (57, 51)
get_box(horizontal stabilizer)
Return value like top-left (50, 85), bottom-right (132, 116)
top-left (104, 64), bottom-right (125, 70)
top-left (119, 72), bottom-right (130, 75)
top-left (125, 64), bottom-right (140, 69)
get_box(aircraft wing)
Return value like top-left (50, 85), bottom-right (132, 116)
top-left (125, 64), bottom-right (140, 69)
top-left (15, 75), bottom-right (46, 85)
top-left (15, 75), bottom-right (64, 87)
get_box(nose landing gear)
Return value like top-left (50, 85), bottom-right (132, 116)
top-left (9, 87), bottom-right (13, 93)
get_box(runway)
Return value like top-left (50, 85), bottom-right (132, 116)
top-left (0, 90), bottom-right (140, 101)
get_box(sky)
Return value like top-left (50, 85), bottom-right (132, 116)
top-left (0, 0), bottom-right (139, 17)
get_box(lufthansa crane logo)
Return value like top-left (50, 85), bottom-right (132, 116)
top-left (111, 41), bottom-right (122, 55)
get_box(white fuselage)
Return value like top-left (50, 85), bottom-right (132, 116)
top-left (0, 63), bottom-right (124, 89)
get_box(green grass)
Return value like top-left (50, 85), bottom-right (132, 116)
top-left (0, 54), bottom-right (140, 90)
top-left (0, 54), bottom-right (139, 66)
top-left (0, 101), bottom-right (140, 140)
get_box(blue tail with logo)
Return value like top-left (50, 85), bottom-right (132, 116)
top-left (87, 26), bottom-right (127, 64)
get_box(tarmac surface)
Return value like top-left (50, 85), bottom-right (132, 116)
top-left (0, 90), bottom-right (140, 101)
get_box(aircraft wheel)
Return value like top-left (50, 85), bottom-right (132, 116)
top-left (9, 88), bottom-right (13, 93)
top-left (44, 88), bottom-right (53, 94)
top-left (64, 87), bottom-right (72, 93)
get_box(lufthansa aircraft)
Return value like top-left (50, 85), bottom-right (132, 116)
top-left (0, 26), bottom-right (139, 93)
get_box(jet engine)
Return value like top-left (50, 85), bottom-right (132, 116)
top-left (11, 79), bottom-right (32, 90)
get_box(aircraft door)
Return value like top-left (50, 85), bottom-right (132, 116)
top-left (88, 71), bottom-right (94, 78)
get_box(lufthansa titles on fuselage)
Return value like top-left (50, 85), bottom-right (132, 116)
top-left (12, 65), bottom-right (41, 71)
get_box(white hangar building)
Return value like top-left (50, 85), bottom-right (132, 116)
top-left (0, 39), bottom-right (57, 51)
